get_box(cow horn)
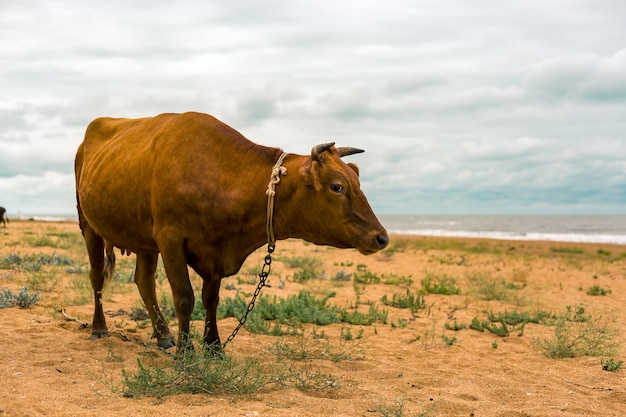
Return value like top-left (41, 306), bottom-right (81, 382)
top-left (311, 142), bottom-right (335, 160)
top-left (336, 147), bottom-right (365, 157)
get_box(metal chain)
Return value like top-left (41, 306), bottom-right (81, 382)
top-left (222, 245), bottom-right (274, 348)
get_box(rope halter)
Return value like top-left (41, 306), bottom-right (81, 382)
top-left (265, 152), bottom-right (288, 251)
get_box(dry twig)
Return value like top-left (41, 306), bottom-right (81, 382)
top-left (562, 378), bottom-right (613, 391)
top-left (60, 308), bottom-right (88, 329)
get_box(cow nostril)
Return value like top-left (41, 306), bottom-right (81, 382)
top-left (376, 234), bottom-right (389, 249)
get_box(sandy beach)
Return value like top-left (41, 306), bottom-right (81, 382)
top-left (1, 220), bottom-right (625, 416)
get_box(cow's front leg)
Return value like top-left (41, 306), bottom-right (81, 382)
top-left (202, 277), bottom-right (222, 354)
top-left (159, 242), bottom-right (195, 354)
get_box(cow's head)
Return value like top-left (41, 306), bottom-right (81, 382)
top-left (291, 142), bottom-right (389, 255)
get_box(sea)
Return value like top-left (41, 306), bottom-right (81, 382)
top-left (14, 214), bottom-right (626, 245)
top-left (379, 215), bottom-right (626, 245)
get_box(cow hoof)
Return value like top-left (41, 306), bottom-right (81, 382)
top-left (89, 330), bottom-right (109, 340)
top-left (157, 338), bottom-right (176, 350)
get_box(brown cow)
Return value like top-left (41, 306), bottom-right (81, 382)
top-left (75, 112), bottom-right (388, 353)
top-left (0, 207), bottom-right (8, 227)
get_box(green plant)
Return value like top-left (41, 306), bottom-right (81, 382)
top-left (26, 235), bottom-right (57, 248)
top-left (421, 274), bottom-right (461, 295)
top-left (413, 320), bottom-right (439, 350)
top-left (444, 320), bottom-right (466, 331)
top-left (105, 341), bottom-right (124, 363)
top-left (354, 268), bottom-right (381, 284)
top-left (391, 318), bottom-right (409, 329)
top-left (244, 264), bottom-right (263, 276)
top-left (382, 273), bottom-right (414, 287)
top-left (332, 270), bottom-right (352, 281)
top-left (0, 287), bottom-right (41, 308)
top-left (341, 302), bottom-right (388, 325)
top-left (601, 358), bottom-right (623, 372)
top-left (466, 272), bottom-right (526, 305)
top-left (279, 255), bottom-right (322, 269)
top-left (483, 320), bottom-right (510, 337)
top-left (550, 247), bottom-right (585, 255)
top-left (267, 330), bottom-right (364, 362)
top-left (219, 288), bottom-right (392, 337)
top-left (381, 289), bottom-right (426, 314)
top-left (218, 289), bottom-right (389, 334)
top-left (65, 263), bottom-right (88, 274)
top-left (279, 256), bottom-right (323, 283)
top-left (374, 396), bottom-right (408, 417)
top-left (352, 281), bottom-right (365, 306)
top-left (278, 362), bottom-right (338, 392)
top-left (586, 285), bottom-right (611, 296)
top-left (562, 305), bottom-right (591, 323)
top-left (0, 252), bottom-right (76, 271)
top-left (469, 309), bottom-right (553, 338)
top-left (236, 276), bottom-right (258, 285)
top-left (123, 351), bottom-right (274, 397)
top-left (537, 310), bottom-right (621, 358)
top-left (469, 317), bottom-right (484, 332)
top-left (293, 268), bottom-right (319, 283)
top-left (191, 298), bottom-right (206, 321)
top-left (487, 309), bottom-right (553, 326)
top-left (442, 334), bottom-right (457, 346)
top-left (340, 325), bottom-right (354, 340)
top-left (26, 270), bottom-right (60, 292)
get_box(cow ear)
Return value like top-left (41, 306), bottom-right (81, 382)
top-left (347, 162), bottom-right (360, 177)
top-left (299, 160), bottom-right (323, 190)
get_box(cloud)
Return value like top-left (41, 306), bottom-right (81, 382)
top-left (1, 1), bottom-right (626, 215)
top-left (525, 49), bottom-right (626, 101)
top-left (0, 172), bottom-right (75, 215)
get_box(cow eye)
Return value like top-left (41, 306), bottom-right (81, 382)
top-left (330, 184), bottom-right (344, 193)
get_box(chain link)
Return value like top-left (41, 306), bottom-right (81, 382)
top-left (222, 245), bottom-right (274, 348)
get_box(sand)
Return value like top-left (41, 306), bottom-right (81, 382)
top-left (1, 220), bottom-right (625, 416)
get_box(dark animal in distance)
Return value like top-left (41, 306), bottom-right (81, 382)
top-left (75, 112), bottom-right (388, 353)
top-left (0, 207), bottom-right (8, 227)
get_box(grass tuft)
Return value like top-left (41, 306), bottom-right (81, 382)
top-left (381, 289), bottom-right (426, 314)
top-left (601, 358), bottom-right (623, 372)
top-left (218, 289), bottom-right (388, 334)
top-left (0, 287), bottom-right (41, 309)
top-left (278, 256), bottom-right (323, 283)
top-left (536, 309), bottom-right (621, 358)
top-left (123, 351), bottom-right (274, 398)
top-left (421, 274), bottom-right (461, 295)
top-left (586, 285), bottom-right (612, 296)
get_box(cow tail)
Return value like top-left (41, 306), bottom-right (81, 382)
top-left (103, 241), bottom-right (117, 290)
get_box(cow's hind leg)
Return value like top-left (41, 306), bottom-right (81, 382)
top-left (134, 253), bottom-right (175, 350)
top-left (78, 215), bottom-right (113, 339)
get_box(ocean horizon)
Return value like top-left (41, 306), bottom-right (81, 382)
top-left (379, 214), bottom-right (626, 245)
top-left (8, 213), bottom-right (626, 245)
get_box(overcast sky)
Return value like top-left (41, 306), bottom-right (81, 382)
top-left (1, 0), bottom-right (626, 216)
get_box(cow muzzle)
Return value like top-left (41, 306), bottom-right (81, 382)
top-left (358, 230), bottom-right (390, 255)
